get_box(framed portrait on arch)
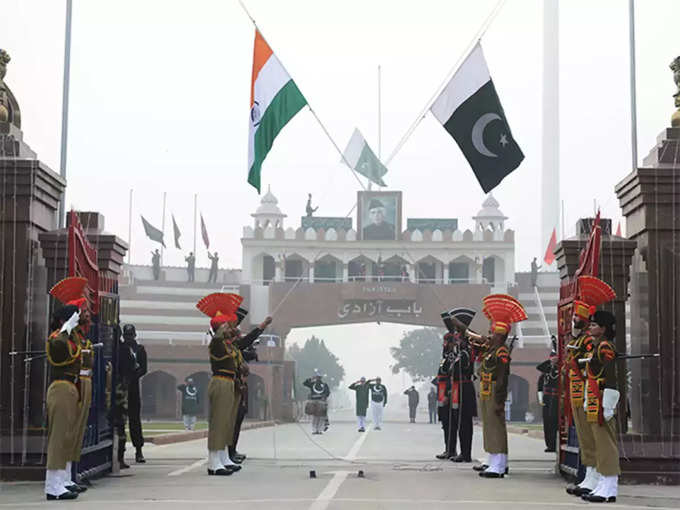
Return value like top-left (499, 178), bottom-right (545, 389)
top-left (357, 191), bottom-right (402, 241)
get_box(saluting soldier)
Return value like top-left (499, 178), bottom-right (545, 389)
top-left (68, 297), bottom-right (94, 487)
top-left (450, 294), bottom-right (527, 478)
top-left (349, 377), bottom-right (370, 432)
top-left (229, 307), bottom-right (272, 463)
top-left (304, 372), bottom-right (330, 434)
top-left (44, 277), bottom-right (89, 500)
top-left (196, 292), bottom-right (244, 476)
top-left (581, 310), bottom-right (621, 503)
top-left (564, 276), bottom-right (616, 498)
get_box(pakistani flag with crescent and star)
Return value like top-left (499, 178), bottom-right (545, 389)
top-left (430, 43), bottom-right (524, 193)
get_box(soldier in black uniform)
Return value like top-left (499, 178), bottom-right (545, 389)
top-left (229, 307), bottom-right (272, 463)
top-left (121, 324), bottom-right (148, 463)
top-left (537, 346), bottom-right (559, 452)
top-left (433, 333), bottom-right (454, 459)
top-left (443, 307), bottom-right (477, 463)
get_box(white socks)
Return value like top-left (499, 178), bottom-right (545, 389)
top-left (208, 450), bottom-right (225, 471)
top-left (45, 470), bottom-right (69, 495)
top-left (219, 449), bottom-right (236, 466)
top-left (484, 453), bottom-right (507, 474)
top-left (591, 475), bottom-right (618, 498)
top-left (578, 466), bottom-right (600, 490)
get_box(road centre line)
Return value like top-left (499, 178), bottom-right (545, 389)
top-left (167, 458), bottom-right (206, 477)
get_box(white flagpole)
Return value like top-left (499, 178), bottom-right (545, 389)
top-left (628, 0), bottom-right (638, 170)
top-left (58, 0), bottom-right (73, 228)
top-left (161, 192), bottom-right (167, 265)
top-left (193, 193), bottom-right (197, 256)
top-left (385, 0), bottom-right (508, 166)
top-left (127, 189), bottom-right (133, 264)
top-left (238, 0), bottom-right (367, 191)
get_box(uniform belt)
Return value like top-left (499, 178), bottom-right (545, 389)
top-left (544, 389), bottom-right (558, 396)
top-left (213, 369), bottom-right (235, 377)
top-left (453, 379), bottom-right (472, 383)
top-left (213, 374), bottom-right (234, 380)
top-left (79, 369), bottom-right (92, 377)
top-left (52, 374), bottom-right (79, 384)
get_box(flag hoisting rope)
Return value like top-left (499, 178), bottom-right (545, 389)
top-left (238, 0), bottom-right (367, 192)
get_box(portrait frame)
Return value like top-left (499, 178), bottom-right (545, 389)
top-left (357, 191), bottom-right (402, 241)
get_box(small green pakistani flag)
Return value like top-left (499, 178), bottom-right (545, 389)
top-left (342, 128), bottom-right (387, 187)
top-left (141, 215), bottom-right (165, 247)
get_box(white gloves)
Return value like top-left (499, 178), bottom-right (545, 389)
top-left (584, 397), bottom-right (588, 412)
top-left (602, 388), bottom-right (620, 421)
top-left (538, 391), bottom-right (544, 406)
top-left (60, 310), bottom-right (80, 335)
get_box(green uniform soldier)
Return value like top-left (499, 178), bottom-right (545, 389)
top-left (348, 377), bottom-right (370, 431)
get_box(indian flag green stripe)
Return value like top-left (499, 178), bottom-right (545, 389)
top-left (248, 80), bottom-right (307, 192)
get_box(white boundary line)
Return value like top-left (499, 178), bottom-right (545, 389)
top-left (167, 459), bottom-right (206, 477)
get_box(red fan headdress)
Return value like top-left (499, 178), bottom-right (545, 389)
top-left (574, 276), bottom-right (616, 321)
top-left (49, 277), bottom-right (89, 309)
top-left (196, 293), bottom-right (243, 330)
top-left (482, 294), bottom-right (528, 335)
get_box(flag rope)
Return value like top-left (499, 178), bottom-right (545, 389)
top-left (238, 0), bottom-right (367, 191)
top-left (384, 0), bottom-right (508, 167)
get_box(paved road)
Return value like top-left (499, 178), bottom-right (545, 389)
top-left (1, 415), bottom-right (678, 509)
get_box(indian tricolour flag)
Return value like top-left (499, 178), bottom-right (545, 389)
top-left (248, 30), bottom-right (307, 192)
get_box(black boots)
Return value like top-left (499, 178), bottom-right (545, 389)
top-left (135, 447), bottom-right (146, 463)
top-left (118, 438), bottom-right (130, 469)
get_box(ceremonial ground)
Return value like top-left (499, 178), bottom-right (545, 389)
top-left (1, 410), bottom-right (677, 509)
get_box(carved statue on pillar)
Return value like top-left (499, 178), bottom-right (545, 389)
top-left (0, 49), bottom-right (21, 128)
top-left (671, 56), bottom-right (680, 127)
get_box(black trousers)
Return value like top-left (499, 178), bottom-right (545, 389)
top-left (542, 395), bottom-right (558, 451)
top-left (231, 403), bottom-right (247, 452)
top-left (128, 384), bottom-right (144, 449)
top-left (438, 406), bottom-right (451, 453)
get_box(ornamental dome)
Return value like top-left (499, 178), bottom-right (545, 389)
top-left (473, 193), bottom-right (507, 231)
top-left (251, 186), bottom-right (286, 229)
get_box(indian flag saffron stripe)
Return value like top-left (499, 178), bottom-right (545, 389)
top-left (248, 30), bottom-right (307, 192)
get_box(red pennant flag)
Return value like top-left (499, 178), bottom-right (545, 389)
top-left (616, 222), bottom-right (622, 237)
top-left (544, 228), bottom-right (557, 265)
top-left (200, 214), bottom-right (210, 249)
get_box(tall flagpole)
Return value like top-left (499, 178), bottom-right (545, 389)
top-left (193, 194), bottom-right (197, 256)
top-left (629, 0), bottom-right (638, 170)
top-left (160, 192), bottom-right (167, 265)
top-left (58, 0), bottom-right (73, 228)
top-left (127, 189), bottom-right (133, 264)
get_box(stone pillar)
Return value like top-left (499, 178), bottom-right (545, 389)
top-left (409, 263), bottom-right (417, 283)
top-left (274, 260), bottom-right (283, 282)
top-left (443, 264), bottom-right (450, 285)
top-left (0, 159), bottom-right (65, 472)
top-left (615, 126), bottom-right (680, 480)
top-left (308, 265), bottom-right (315, 283)
top-left (342, 263), bottom-right (349, 283)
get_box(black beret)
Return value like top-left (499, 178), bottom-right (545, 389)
top-left (55, 304), bottom-right (79, 321)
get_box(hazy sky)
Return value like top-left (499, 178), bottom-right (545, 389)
top-left (3, 1), bottom-right (679, 386)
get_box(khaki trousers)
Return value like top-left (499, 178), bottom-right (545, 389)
top-left (207, 377), bottom-right (236, 451)
top-left (590, 417), bottom-right (620, 476)
top-left (480, 384), bottom-right (507, 454)
top-left (46, 381), bottom-right (79, 470)
top-left (571, 401), bottom-right (596, 467)
top-left (71, 377), bottom-right (92, 461)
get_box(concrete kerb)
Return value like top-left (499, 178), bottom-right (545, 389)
top-left (149, 420), bottom-right (276, 445)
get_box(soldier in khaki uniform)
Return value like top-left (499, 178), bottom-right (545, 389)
top-left (44, 276), bottom-right (90, 500)
top-left (565, 276), bottom-right (616, 498)
top-left (581, 310), bottom-right (621, 503)
top-left (450, 294), bottom-right (527, 478)
top-left (196, 292), bottom-right (245, 476)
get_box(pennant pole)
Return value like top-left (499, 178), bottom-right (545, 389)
top-left (628, 0), bottom-right (638, 170)
top-left (238, 0), bottom-right (367, 191)
top-left (161, 192), bottom-right (167, 265)
top-left (127, 189), bottom-right (133, 264)
top-left (193, 193), bottom-right (197, 257)
top-left (385, 0), bottom-right (508, 166)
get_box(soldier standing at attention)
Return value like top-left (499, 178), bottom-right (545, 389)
top-left (121, 324), bottom-right (148, 463)
top-left (537, 348), bottom-right (559, 453)
top-left (403, 386), bottom-right (419, 423)
top-left (565, 276), bottom-right (616, 498)
top-left (581, 310), bottom-right (621, 503)
top-left (177, 377), bottom-right (200, 431)
top-left (349, 377), bottom-right (370, 431)
top-left (427, 387), bottom-right (437, 424)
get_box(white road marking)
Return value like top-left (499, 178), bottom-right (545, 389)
top-left (308, 471), bottom-right (351, 510)
top-left (306, 426), bottom-right (371, 510)
top-left (167, 458), bottom-right (206, 477)
top-left (342, 425), bottom-right (370, 461)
